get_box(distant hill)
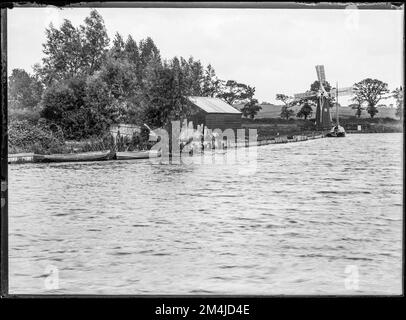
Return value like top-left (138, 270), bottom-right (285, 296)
top-left (233, 102), bottom-right (398, 119)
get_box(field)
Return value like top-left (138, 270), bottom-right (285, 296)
top-left (242, 117), bottom-right (403, 140)
top-left (235, 103), bottom-right (398, 120)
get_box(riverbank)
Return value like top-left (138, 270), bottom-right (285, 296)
top-left (8, 117), bottom-right (402, 161)
top-left (8, 133), bottom-right (325, 164)
top-left (244, 117), bottom-right (402, 140)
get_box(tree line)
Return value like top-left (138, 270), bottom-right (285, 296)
top-left (276, 79), bottom-right (403, 120)
top-left (8, 10), bottom-right (262, 141)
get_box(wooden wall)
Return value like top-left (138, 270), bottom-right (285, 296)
top-left (205, 113), bottom-right (242, 132)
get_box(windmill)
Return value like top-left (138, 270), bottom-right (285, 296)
top-left (293, 65), bottom-right (334, 130)
top-left (294, 65), bottom-right (354, 134)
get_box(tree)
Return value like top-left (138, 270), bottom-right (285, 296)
top-left (241, 98), bottom-right (262, 119)
top-left (353, 78), bottom-right (389, 118)
top-left (40, 19), bottom-right (83, 83)
top-left (141, 59), bottom-right (187, 128)
top-left (202, 64), bottom-right (221, 97)
top-left (8, 69), bottom-right (43, 110)
top-left (349, 103), bottom-right (364, 119)
top-left (189, 57), bottom-right (205, 95)
top-left (138, 37), bottom-right (161, 82)
top-left (124, 35), bottom-right (139, 63)
top-left (280, 106), bottom-right (295, 120)
top-left (40, 76), bottom-right (88, 139)
top-left (39, 10), bottom-right (109, 84)
top-left (276, 94), bottom-right (294, 120)
top-left (351, 95), bottom-right (365, 118)
top-left (392, 86), bottom-right (403, 120)
top-left (79, 9), bottom-right (110, 73)
top-left (275, 94), bottom-right (291, 106)
top-left (111, 32), bottom-right (125, 60)
top-left (217, 80), bottom-right (255, 105)
top-left (296, 101), bottom-right (313, 120)
top-left (85, 55), bottom-right (143, 127)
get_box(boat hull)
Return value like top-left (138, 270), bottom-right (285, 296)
top-left (34, 150), bottom-right (114, 163)
top-left (326, 132), bottom-right (346, 137)
top-left (116, 150), bottom-right (160, 160)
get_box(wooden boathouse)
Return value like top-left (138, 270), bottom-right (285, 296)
top-left (185, 96), bottom-right (242, 132)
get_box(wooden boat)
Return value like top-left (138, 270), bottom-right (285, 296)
top-left (326, 125), bottom-right (346, 137)
top-left (326, 84), bottom-right (346, 137)
top-left (8, 153), bottom-right (35, 164)
top-left (33, 150), bottom-right (114, 163)
top-left (116, 150), bottom-right (160, 160)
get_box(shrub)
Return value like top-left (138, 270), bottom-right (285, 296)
top-left (8, 119), bottom-right (66, 154)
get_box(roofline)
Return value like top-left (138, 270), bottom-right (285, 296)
top-left (203, 112), bottom-right (242, 115)
top-left (185, 96), bottom-right (242, 114)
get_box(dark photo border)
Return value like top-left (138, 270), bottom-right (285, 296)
top-left (0, 1), bottom-right (404, 316)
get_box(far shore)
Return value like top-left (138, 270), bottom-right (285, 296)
top-left (8, 117), bottom-right (402, 156)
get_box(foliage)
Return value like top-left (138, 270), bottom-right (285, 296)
top-left (40, 76), bottom-right (91, 139)
top-left (8, 69), bottom-right (43, 111)
top-left (217, 80), bottom-right (255, 105)
top-left (296, 101), bottom-right (313, 120)
top-left (141, 61), bottom-right (187, 128)
top-left (38, 10), bottom-right (110, 84)
top-left (8, 119), bottom-right (65, 154)
top-left (9, 107), bottom-right (42, 123)
top-left (353, 78), bottom-right (389, 118)
top-left (392, 86), bottom-right (403, 119)
top-left (202, 64), bottom-right (222, 97)
top-left (275, 94), bottom-right (292, 106)
top-left (349, 103), bottom-right (365, 118)
top-left (280, 105), bottom-right (295, 120)
top-left (241, 98), bottom-right (262, 119)
top-left (138, 37), bottom-right (161, 83)
top-left (276, 93), bottom-right (295, 120)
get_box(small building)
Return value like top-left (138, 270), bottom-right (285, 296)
top-left (109, 123), bottom-right (141, 138)
top-left (186, 96), bottom-right (242, 132)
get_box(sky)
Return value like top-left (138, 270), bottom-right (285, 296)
top-left (7, 6), bottom-right (404, 104)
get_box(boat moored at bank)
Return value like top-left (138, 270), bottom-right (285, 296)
top-left (33, 150), bottom-right (115, 163)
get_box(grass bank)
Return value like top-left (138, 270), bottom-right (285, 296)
top-left (243, 117), bottom-right (403, 140)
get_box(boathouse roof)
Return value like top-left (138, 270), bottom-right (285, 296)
top-left (187, 96), bottom-right (242, 114)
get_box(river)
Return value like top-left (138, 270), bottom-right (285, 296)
top-left (8, 133), bottom-right (403, 295)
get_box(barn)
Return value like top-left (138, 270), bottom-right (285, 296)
top-left (186, 96), bottom-right (242, 132)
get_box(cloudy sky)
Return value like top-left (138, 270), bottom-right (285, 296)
top-left (7, 6), bottom-right (404, 104)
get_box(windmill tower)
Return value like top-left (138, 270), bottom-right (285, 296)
top-left (294, 65), bottom-right (333, 130)
top-left (315, 65), bottom-right (332, 129)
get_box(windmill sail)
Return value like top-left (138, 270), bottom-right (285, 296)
top-left (315, 65), bottom-right (326, 83)
top-left (330, 86), bottom-right (354, 97)
top-left (293, 91), bottom-right (317, 100)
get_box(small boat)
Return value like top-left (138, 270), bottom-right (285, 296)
top-left (8, 153), bottom-right (35, 164)
top-left (326, 84), bottom-right (346, 138)
top-left (115, 150), bottom-right (160, 160)
top-left (326, 125), bottom-right (346, 137)
top-left (33, 150), bottom-right (114, 163)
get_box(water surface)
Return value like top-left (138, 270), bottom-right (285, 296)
top-left (9, 133), bottom-right (403, 294)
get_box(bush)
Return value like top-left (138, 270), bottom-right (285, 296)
top-left (9, 107), bottom-right (41, 123)
top-left (8, 119), bottom-right (66, 154)
top-left (79, 133), bottom-right (116, 152)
